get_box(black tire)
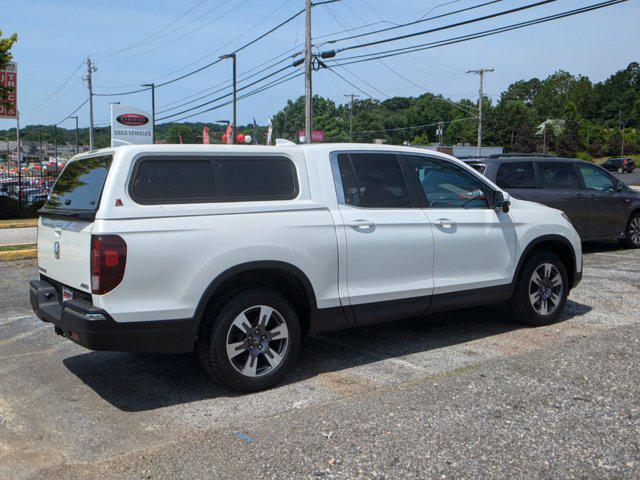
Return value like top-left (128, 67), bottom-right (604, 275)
top-left (620, 212), bottom-right (640, 249)
top-left (508, 251), bottom-right (568, 327)
top-left (197, 288), bottom-right (301, 392)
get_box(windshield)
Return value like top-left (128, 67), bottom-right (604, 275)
top-left (42, 155), bottom-right (112, 214)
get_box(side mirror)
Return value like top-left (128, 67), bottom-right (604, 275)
top-left (494, 190), bottom-right (511, 213)
top-left (616, 182), bottom-right (627, 192)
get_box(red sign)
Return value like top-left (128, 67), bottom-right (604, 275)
top-left (0, 62), bottom-right (17, 119)
top-left (116, 113), bottom-right (149, 126)
top-left (297, 129), bottom-right (325, 142)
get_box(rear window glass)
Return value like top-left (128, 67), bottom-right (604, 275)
top-left (43, 155), bottom-right (112, 212)
top-left (537, 162), bottom-right (581, 190)
top-left (130, 156), bottom-right (297, 203)
top-left (496, 162), bottom-right (536, 189)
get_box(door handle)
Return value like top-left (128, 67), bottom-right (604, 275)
top-left (576, 193), bottom-right (586, 201)
top-left (349, 219), bottom-right (375, 231)
top-left (433, 218), bottom-right (455, 229)
top-left (589, 194), bottom-right (597, 201)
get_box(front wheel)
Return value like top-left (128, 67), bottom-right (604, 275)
top-left (508, 251), bottom-right (568, 326)
top-left (197, 288), bottom-right (301, 392)
top-left (621, 213), bottom-right (640, 249)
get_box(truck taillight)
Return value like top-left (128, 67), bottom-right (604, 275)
top-left (91, 235), bottom-right (127, 295)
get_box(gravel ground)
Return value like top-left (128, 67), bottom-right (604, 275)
top-left (0, 226), bottom-right (37, 246)
top-left (0, 242), bottom-right (639, 479)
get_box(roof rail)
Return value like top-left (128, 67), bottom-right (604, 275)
top-left (486, 153), bottom-right (556, 159)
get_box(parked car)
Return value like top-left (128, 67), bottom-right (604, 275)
top-left (465, 155), bottom-right (640, 247)
top-left (31, 144), bottom-right (582, 392)
top-left (601, 157), bottom-right (635, 174)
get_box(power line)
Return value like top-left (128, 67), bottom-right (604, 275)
top-left (27, 62), bottom-right (84, 112)
top-left (327, 0), bottom-right (557, 55)
top-left (318, 0), bottom-right (504, 47)
top-left (326, 0), bottom-right (629, 67)
top-left (351, 116), bottom-right (476, 135)
top-left (166, 70), bottom-right (304, 123)
top-left (327, 67), bottom-right (377, 99)
top-left (95, 0), bottom-right (207, 60)
top-left (91, 1), bottom-right (322, 97)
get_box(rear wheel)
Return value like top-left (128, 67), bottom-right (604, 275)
top-left (197, 288), bottom-right (301, 392)
top-left (508, 251), bottom-right (568, 326)
top-left (621, 213), bottom-right (640, 249)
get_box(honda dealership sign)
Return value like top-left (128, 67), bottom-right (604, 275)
top-left (110, 104), bottom-right (153, 147)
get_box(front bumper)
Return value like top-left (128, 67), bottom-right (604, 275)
top-left (29, 279), bottom-right (197, 353)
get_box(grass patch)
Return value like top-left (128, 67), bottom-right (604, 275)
top-left (0, 243), bottom-right (36, 252)
top-left (0, 218), bottom-right (38, 229)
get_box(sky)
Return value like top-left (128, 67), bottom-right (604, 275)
top-left (2, 0), bottom-right (639, 130)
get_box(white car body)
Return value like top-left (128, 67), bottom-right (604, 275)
top-left (31, 143), bottom-right (582, 355)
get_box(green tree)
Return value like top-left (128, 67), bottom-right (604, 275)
top-left (0, 30), bottom-right (18, 109)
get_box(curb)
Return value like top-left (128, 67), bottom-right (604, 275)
top-left (0, 249), bottom-right (37, 261)
top-left (0, 248), bottom-right (37, 261)
top-left (0, 220), bottom-right (38, 230)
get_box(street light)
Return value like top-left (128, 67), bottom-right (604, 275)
top-left (219, 53), bottom-right (237, 144)
top-left (141, 83), bottom-right (155, 143)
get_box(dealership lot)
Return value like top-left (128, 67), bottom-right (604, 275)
top-left (1, 243), bottom-right (639, 479)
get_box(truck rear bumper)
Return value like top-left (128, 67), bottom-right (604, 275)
top-left (29, 279), bottom-right (197, 353)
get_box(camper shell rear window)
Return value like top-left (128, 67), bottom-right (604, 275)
top-left (40, 154), bottom-right (112, 219)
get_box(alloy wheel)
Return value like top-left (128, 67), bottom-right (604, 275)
top-left (225, 305), bottom-right (289, 378)
top-left (528, 263), bottom-right (563, 316)
top-left (629, 217), bottom-right (640, 246)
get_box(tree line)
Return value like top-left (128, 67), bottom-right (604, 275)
top-left (3, 61), bottom-right (638, 160)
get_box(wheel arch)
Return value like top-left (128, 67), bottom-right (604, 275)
top-left (515, 235), bottom-right (577, 289)
top-left (193, 261), bottom-right (318, 337)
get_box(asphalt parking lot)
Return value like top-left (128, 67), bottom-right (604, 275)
top-left (1, 244), bottom-right (639, 479)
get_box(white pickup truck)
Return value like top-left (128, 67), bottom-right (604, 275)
top-left (30, 142), bottom-right (582, 392)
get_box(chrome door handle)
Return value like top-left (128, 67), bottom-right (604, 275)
top-left (433, 218), bottom-right (455, 229)
top-left (349, 219), bottom-right (375, 230)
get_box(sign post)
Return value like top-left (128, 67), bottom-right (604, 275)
top-left (110, 104), bottom-right (153, 147)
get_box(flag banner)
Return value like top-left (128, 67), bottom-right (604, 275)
top-left (203, 126), bottom-right (210, 144)
top-left (253, 117), bottom-right (258, 145)
top-left (266, 118), bottom-right (273, 145)
top-left (0, 62), bottom-right (17, 119)
top-left (225, 123), bottom-right (233, 144)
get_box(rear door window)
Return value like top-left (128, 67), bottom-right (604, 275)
top-left (42, 154), bottom-right (112, 214)
top-left (337, 153), bottom-right (411, 208)
top-left (496, 162), bottom-right (537, 189)
top-left (130, 156), bottom-right (298, 204)
top-left (536, 162), bottom-right (582, 190)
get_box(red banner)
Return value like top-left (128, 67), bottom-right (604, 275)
top-left (0, 62), bottom-right (17, 119)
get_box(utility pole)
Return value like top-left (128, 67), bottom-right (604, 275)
top-left (467, 68), bottom-right (493, 156)
top-left (54, 124), bottom-right (58, 163)
top-left (16, 112), bottom-right (21, 216)
top-left (219, 54), bottom-right (237, 144)
top-left (39, 128), bottom-right (43, 162)
top-left (304, 0), bottom-right (312, 144)
top-left (70, 116), bottom-right (79, 154)
top-left (344, 94), bottom-right (358, 142)
top-left (141, 83), bottom-right (155, 143)
top-left (86, 57), bottom-right (96, 150)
